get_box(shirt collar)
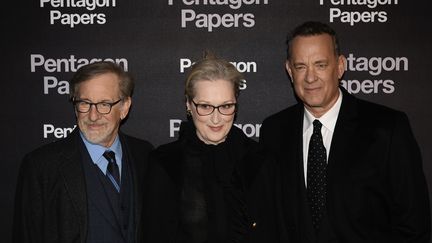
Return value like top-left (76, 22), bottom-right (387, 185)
top-left (303, 88), bottom-right (343, 133)
top-left (79, 132), bottom-right (122, 164)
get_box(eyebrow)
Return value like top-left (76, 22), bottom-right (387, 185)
top-left (75, 98), bottom-right (116, 103)
top-left (194, 100), bottom-right (236, 105)
top-left (292, 59), bottom-right (329, 66)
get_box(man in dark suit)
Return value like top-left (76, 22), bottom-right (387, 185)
top-left (257, 21), bottom-right (431, 242)
top-left (13, 61), bottom-right (153, 243)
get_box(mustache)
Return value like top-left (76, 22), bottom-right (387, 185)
top-left (83, 121), bottom-right (107, 126)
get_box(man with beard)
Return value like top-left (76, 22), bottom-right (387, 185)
top-left (13, 61), bottom-right (153, 243)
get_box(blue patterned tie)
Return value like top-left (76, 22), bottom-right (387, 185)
top-left (307, 120), bottom-right (327, 230)
top-left (103, 150), bottom-right (120, 192)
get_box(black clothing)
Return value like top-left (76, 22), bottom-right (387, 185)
top-left (253, 88), bottom-right (431, 242)
top-left (143, 121), bottom-right (258, 243)
top-left (13, 129), bottom-right (153, 243)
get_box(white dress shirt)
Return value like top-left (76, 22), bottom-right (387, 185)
top-left (303, 89), bottom-right (342, 186)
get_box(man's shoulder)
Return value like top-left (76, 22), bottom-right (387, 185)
top-left (20, 134), bottom-right (78, 176)
top-left (152, 139), bottom-right (180, 157)
top-left (262, 103), bottom-right (301, 126)
top-left (358, 98), bottom-right (401, 113)
top-left (121, 133), bottom-right (154, 152)
top-left (351, 95), bottom-right (406, 121)
top-left (24, 134), bottom-right (76, 160)
top-left (341, 88), bottom-right (403, 117)
top-left (342, 93), bottom-right (410, 131)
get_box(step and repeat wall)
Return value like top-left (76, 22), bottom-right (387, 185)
top-left (3, 0), bottom-right (431, 241)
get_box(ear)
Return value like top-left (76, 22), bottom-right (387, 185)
top-left (120, 97), bottom-right (132, 120)
top-left (185, 95), bottom-right (192, 110)
top-left (337, 55), bottom-right (346, 79)
top-left (285, 60), bottom-right (293, 82)
top-left (185, 99), bottom-right (192, 112)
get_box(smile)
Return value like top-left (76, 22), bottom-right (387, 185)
top-left (86, 123), bottom-right (105, 130)
top-left (304, 87), bottom-right (321, 93)
top-left (208, 125), bottom-right (223, 132)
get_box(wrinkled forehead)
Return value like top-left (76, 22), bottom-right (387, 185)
top-left (75, 73), bottom-right (121, 99)
top-left (289, 34), bottom-right (338, 59)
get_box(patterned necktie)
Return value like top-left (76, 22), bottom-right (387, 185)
top-left (103, 150), bottom-right (120, 192)
top-left (307, 119), bottom-right (327, 230)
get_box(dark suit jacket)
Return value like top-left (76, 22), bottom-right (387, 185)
top-left (12, 129), bottom-right (153, 243)
top-left (257, 88), bottom-right (431, 243)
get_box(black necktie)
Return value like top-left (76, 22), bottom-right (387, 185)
top-left (307, 119), bottom-right (327, 230)
top-left (103, 150), bottom-right (120, 192)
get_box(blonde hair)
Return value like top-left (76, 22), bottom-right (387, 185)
top-left (184, 51), bottom-right (243, 102)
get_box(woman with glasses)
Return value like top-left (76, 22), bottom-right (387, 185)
top-left (143, 53), bottom-right (258, 243)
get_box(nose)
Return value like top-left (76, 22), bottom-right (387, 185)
top-left (88, 105), bottom-right (101, 121)
top-left (305, 66), bottom-right (317, 83)
top-left (210, 109), bottom-right (222, 124)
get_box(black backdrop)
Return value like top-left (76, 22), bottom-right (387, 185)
top-left (3, 0), bottom-right (432, 241)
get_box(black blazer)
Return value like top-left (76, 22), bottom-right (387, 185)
top-left (257, 88), bottom-right (431, 243)
top-left (12, 129), bottom-right (153, 243)
top-left (142, 122), bottom-right (258, 243)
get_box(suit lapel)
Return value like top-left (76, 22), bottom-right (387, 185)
top-left (279, 89), bottom-right (361, 243)
top-left (82, 155), bottom-right (123, 233)
top-left (293, 106), bottom-right (317, 243)
top-left (61, 130), bottom-right (124, 237)
top-left (324, 89), bottom-right (360, 239)
top-left (58, 130), bottom-right (88, 242)
top-left (327, 90), bottom-right (360, 178)
top-left (274, 104), bottom-right (316, 243)
top-left (120, 134), bottom-right (144, 241)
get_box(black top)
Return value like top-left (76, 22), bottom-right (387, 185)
top-left (178, 137), bottom-right (208, 243)
top-left (143, 121), bottom-right (259, 243)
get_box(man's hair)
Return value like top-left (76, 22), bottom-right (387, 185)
top-left (70, 61), bottom-right (134, 99)
top-left (286, 21), bottom-right (340, 60)
top-left (184, 50), bottom-right (243, 102)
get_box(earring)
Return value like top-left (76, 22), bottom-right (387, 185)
top-left (186, 110), bottom-right (192, 117)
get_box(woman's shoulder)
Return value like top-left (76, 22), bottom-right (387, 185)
top-left (229, 125), bottom-right (258, 150)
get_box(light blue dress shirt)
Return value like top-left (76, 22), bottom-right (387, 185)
top-left (80, 132), bottom-right (123, 180)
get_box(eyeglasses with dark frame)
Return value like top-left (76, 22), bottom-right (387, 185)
top-left (73, 98), bottom-right (123, 114)
top-left (191, 100), bottom-right (237, 116)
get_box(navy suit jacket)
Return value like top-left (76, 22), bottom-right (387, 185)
top-left (13, 129), bottom-right (153, 243)
top-left (256, 88), bottom-right (431, 242)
